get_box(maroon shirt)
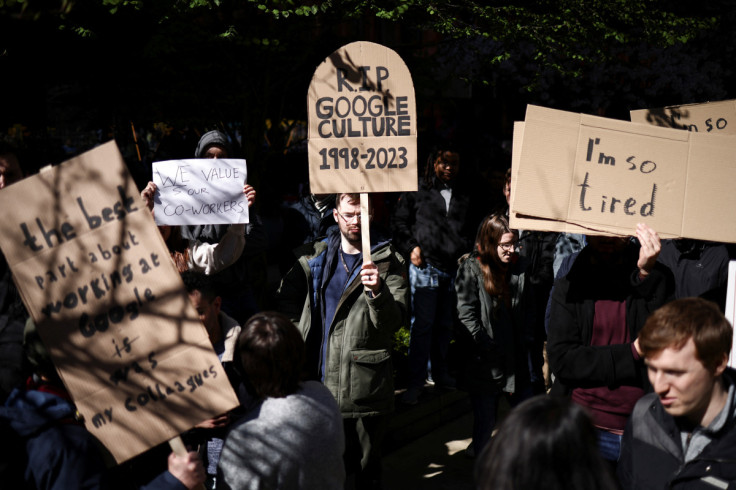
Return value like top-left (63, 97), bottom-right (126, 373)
top-left (571, 299), bottom-right (644, 432)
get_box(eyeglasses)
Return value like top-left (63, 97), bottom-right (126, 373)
top-left (497, 241), bottom-right (517, 251)
top-left (335, 210), bottom-right (361, 223)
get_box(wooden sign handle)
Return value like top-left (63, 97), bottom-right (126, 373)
top-left (360, 193), bottom-right (371, 264)
top-left (169, 435), bottom-right (206, 490)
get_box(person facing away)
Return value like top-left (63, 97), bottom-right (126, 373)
top-left (392, 144), bottom-right (489, 404)
top-left (276, 192), bottom-right (408, 490)
top-left (547, 223), bottom-right (675, 466)
top-left (455, 213), bottom-right (536, 456)
top-left (618, 297), bottom-right (736, 489)
top-left (216, 311), bottom-right (345, 490)
top-left (476, 395), bottom-right (619, 490)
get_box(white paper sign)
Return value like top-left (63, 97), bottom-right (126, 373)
top-left (152, 159), bottom-right (248, 226)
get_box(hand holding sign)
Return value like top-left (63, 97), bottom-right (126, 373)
top-left (636, 223), bottom-right (661, 279)
top-left (308, 42), bottom-right (418, 264)
top-left (510, 105), bottom-right (736, 243)
top-left (0, 142), bottom-right (239, 464)
top-left (152, 159), bottom-right (249, 226)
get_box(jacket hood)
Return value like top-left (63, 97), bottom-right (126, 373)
top-left (194, 130), bottom-right (232, 158)
top-left (1, 388), bottom-right (76, 437)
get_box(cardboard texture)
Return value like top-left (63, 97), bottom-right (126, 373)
top-left (307, 41), bottom-right (418, 193)
top-left (0, 142), bottom-right (239, 463)
top-left (509, 121), bottom-right (596, 235)
top-left (631, 99), bottom-right (736, 136)
top-left (152, 158), bottom-right (249, 226)
top-left (510, 105), bottom-right (736, 243)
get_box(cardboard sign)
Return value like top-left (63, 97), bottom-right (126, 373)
top-left (631, 99), bottom-right (736, 135)
top-left (307, 41), bottom-right (418, 193)
top-left (727, 261), bottom-right (736, 368)
top-left (509, 121), bottom-right (595, 235)
top-left (0, 142), bottom-right (239, 463)
top-left (152, 159), bottom-right (248, 226)
top-left (510, 105), bottom-right (736, 243)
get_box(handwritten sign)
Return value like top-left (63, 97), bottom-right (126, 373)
top-left (0, 142), bottom-right (239, 463)
top-left (307, 41), bottom-right (418, 193)
top-left (510, 105), bottom-right (736, 243)
top-left (631, 99), bottom-right (736, 135)
top-left (152, 159), bottom-right (248, 226)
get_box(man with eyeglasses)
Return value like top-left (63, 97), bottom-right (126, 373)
top-left (393, 145), bottom-right (490, 404)
top-left (276, 192), bottom-right (408, 489)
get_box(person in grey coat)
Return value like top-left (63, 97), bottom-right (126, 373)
top-left (217, 312), bottom-right (345, 490)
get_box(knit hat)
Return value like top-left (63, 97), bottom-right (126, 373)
top-left (194, 130), bottom-right (232, 158)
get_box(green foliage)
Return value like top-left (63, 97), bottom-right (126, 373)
top-left (393, 325), bottom-right (411, 357)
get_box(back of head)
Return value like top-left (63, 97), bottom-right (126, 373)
top-left (639, 297), bottom-right (732, 371)
top-left (476, 395), bottom-right (618, 490)
top-left (238, 312), bottom-right (305, 399)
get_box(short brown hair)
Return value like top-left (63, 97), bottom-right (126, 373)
top-left (639, 298), bottom-right (732, 371)
top-left (238, 312), bottom-right (306, 398)
top-left (336, 193), bottom-right (360, 210)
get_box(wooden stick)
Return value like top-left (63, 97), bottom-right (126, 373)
top-left (169, 435), bottom-right (205, 490)
top-left (130, 121), bottom-right (142, 162)
top-left (360, 193), bottom-right (371, 264)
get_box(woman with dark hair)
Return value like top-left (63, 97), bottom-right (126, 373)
top-left (476, 395), bottom-right (619, 490)
top-left (455, 213), bottom-right (537, 456)
top-left (216, 312), bottom-right (345, 490)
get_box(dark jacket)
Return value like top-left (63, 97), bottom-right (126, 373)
top-left (392, 177), bottom-right (487, 272)
top-left (618, 370), bottom-right (736, 490)
top-left (283, 195), bottom-right (337, 245)
top-left (276, 227), bottom-right (409, 417)
top-left (547, 243), bottom-right (674, 395)
top-left (455, 253), bottom-right (534, 394)
top-left (518, 231), bottom-right (558, 289)
top-left (517, 230), bottom-right (558, 348)
top-left (0, 252), bottom-right (30, 403)
top-left (0, 386), bottom-right (186, 490)
top-left (657, 239), bottom-right (730, 310)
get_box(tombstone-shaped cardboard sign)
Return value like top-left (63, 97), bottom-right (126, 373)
top-left (0, 142), bottom-right (239, 463)
top-left (631, 99), bottom-right (736, 136)
top-left (510, 105), bottom-right (736, 243)
top-left (307, 41), bottom-right (418, 194)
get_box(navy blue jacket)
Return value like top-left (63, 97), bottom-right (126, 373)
top-left (0, 386), bottom-right (186, 490)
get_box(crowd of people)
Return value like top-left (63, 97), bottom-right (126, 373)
top-left (1, 129), bottom-right (736, 490)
